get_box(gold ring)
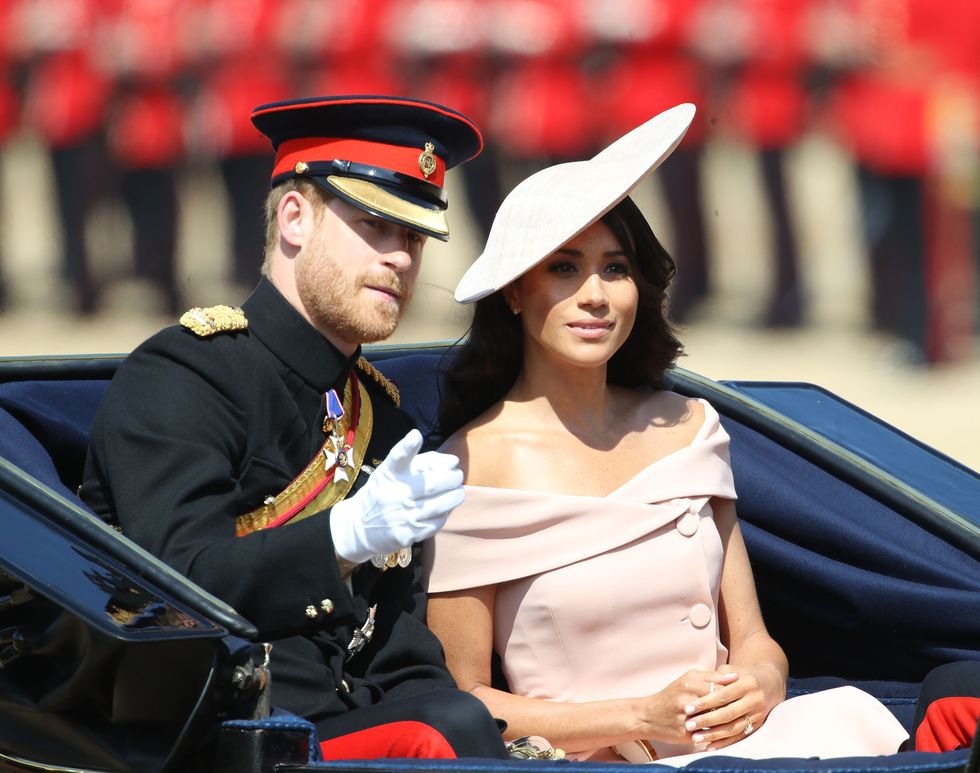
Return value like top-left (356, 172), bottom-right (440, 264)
top-left (743, 715), bottom-right (754, 735)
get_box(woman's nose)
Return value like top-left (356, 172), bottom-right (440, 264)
top-left (578, 273), bottom-right (607, 306)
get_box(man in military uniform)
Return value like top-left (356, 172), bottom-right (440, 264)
top-left (81, 96), bottom-right (506, 760)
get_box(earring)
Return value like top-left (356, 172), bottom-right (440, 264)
top-left (511, 306), bottom-right (521, 315)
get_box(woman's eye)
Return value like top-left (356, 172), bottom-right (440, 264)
top-left (548, 261), bottom-right (577, 273)
top-left (605, 262), bottom-right (631, 275)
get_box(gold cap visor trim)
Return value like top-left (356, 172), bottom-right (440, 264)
top-left (327, 175), bottom-right (450, 239)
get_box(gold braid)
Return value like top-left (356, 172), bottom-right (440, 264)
top-left (356, 357), bottom-right (400, 407)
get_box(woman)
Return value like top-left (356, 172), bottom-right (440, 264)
top-left (424, 105), bottom-right (908, 764)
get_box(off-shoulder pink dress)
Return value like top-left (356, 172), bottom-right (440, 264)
top-left (425, 400), bottom-right (908, 764)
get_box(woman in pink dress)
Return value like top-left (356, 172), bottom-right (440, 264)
top-left (424, 105), bottom-right (908, 764)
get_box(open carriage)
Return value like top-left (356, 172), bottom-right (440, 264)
top-left (0, 345), bottom-right (977, 773)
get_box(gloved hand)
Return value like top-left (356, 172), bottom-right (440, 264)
top-left (330, 429), bottom-right (465, 564)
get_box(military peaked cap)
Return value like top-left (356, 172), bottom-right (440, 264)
top-left (251, 95), bottom-right (483, 240)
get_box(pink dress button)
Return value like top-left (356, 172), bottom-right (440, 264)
top-left (690, 603), bottom-right (712, 628)
top-left (676, 512), bottom-right (700, 537)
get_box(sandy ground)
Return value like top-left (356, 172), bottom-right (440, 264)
top-left (1, 133), bottom-right (977, 470)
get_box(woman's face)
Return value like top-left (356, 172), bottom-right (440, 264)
top-left (506, 220), bottom-right (639, 371)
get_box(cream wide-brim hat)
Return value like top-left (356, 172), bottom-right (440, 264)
top-left (454, 103), bottom-right (696, 303)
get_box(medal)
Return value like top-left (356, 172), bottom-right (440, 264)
top-left (346, 604), bottom-right (377, 659)
top-left (370, 547), bottom-right (412, 571)
top-left (323, 389), bottom-right (353, 482)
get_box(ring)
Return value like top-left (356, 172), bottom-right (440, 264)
top-left (743, 715), bottom-right (754, 736)
top-left (707, 681), bottom-right (716, 694)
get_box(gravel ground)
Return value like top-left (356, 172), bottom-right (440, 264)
top-left (1, 133), bottom-right (977, 470)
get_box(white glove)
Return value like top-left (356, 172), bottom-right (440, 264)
top-left (330, 429), bottom-right (465, 564)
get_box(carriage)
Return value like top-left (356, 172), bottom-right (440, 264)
top-left (0, 345), bottom-right (977, 772)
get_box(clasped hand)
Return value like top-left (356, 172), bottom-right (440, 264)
top-left (640, 665), bottom-right (785, 751)
top-left (330, 429), bottom-right (464, 564)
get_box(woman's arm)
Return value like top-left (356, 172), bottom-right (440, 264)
top-left (678, 497), bottom-right (788, 750)
top-left (429, 585), bottom-right (738, 754)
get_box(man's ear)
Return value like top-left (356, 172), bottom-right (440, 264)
top-left (277, 191), bottom-right (315, 249)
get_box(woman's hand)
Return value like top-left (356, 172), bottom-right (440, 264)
top-left (635, 669), bottom-right (741, 745)
top-left (681, 663), bottom-right (786, 750)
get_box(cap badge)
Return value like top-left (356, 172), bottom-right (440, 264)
top-left (294, 161), bottom-right (309, 175)
top-left (418, 142), bottom-right (437, 178)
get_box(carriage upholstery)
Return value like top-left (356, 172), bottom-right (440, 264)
top-left (0, 350), bottom-right (978, 763)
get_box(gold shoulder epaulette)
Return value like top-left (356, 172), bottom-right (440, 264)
top-left (179, 305), bottom-right (248, 337)
top-left (356, 356), bottom-right (400, 407)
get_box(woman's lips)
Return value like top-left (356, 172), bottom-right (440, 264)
top-left (567, 320), bottom-right (613, 340)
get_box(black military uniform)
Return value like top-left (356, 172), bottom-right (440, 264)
top-left (81, 96), bottom-right (504, 759)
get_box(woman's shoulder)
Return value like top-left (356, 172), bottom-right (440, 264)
top-left (627, 388), bottom-right (707, 429)
top-left (438, 404), bottom-right (511, 469)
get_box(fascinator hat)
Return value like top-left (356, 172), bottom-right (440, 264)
top-left (454, 103), bottom-right (696, 303)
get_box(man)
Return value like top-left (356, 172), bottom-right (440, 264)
top-left (80, 95), bottom-right (506, 760)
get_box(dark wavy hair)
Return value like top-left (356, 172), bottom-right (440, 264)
top-left (437, 195), bottom-right (683, 439)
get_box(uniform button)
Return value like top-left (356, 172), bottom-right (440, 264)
top-left (339, 679), bottom-right (351, 693)
top-left (320, 599), bottom-right (334, 615)
top-left (304, 605), bottom-right (318, 619)
top-left (690, 603), bottom-right (712, 628)
top-left (676, 512), bottom-right (699, 537)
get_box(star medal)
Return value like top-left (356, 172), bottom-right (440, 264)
top-left (322, 389), bottom-right (352, 482)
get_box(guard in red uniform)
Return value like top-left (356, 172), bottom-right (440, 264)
top-left (186, 0), bottom-right (293, 293)
top-left (726, 0), bottom-right (809, 327)
top-left (102, 0), bottom-right (188, 313)
top-left (593, 0), bottom-right (710, 322)
top-left (833, 0), bottom-right (978, 363)
top-left (488, 0), bottom-right (597, 177)
top-left (81, 96), bottom-right (508, 762)
top-left (19, 0), bottom-right (112, 314)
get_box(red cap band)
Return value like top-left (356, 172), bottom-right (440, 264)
top-left (273, 137), bottom-right (446, 186)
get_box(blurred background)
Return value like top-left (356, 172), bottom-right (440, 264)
top-left (0, 0), bottom-right (977, 468)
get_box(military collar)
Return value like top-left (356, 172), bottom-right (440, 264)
top-left (242, 278), bottom-right (359, 391)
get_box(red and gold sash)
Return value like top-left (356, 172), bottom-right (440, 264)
top-left (235, 371), bottom-right (374, 537)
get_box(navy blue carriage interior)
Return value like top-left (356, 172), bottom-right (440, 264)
top-left (0, 347), bottom-right (977, 773)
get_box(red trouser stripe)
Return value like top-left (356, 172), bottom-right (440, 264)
top-left (916, 696), bottom-right (980, 752)
top-left (319, 720), bottom-right (458, 760)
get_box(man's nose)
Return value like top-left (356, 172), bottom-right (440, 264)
top-left (381, 232), bottom-right (415, 272)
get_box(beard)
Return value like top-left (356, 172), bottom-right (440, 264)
top-left (295, 231), bottom-right (412, 346)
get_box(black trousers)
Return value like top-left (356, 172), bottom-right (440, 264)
top-left (858, 167), bottom-right (927, 355)
top-left (314, 689), bottom-right (508, 759)
top-left (120, 166), bottom-right (179, 311)
top-left (219, 154), bottom-right (274, 288)
top-left (913, 661), bottom-right (980, 752)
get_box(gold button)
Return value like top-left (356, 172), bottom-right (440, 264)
top-left (294, 161), bottom-right (309, 174)
top-left (304, 605), bottom-right (318, 619)
top-left (320, 598), bottom-right (334, 615)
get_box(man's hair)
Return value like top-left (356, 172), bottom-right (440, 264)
top-left (436, 195), bottom-right (684, 440)
top-left (261, 180), bottom-right (332, 276)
